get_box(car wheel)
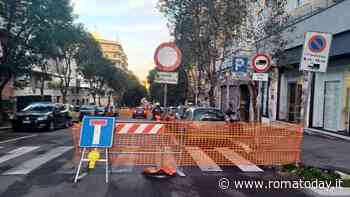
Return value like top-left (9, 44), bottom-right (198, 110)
top-left (48, 121), bottom-right (55, 131)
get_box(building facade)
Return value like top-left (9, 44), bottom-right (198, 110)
top-left (92, 32), bottom-right (128, 69)
top-left (259, 0), bottom-right (350, 136)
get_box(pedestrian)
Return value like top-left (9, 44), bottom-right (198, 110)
top-left (225, 103), bottom-right (237, 122)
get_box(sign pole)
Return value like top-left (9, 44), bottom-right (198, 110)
top-left (303, 71), bottom-right (313, 127)
top-left (164, 84), bottom-right (168, 108)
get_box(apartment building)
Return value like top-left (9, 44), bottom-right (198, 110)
top-left (259, 0), bottom-right (350, 136)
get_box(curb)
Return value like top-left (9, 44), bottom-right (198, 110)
top-left (304, 128), bottom-right (350, 141)
top-left (303, 187), bottom-right (350, 197)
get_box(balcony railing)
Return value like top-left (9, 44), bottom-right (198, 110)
top-left (289, 0), bottom-right (343, 24)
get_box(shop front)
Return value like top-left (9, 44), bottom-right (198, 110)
top-left (311, 64), bottom-right (350, 135)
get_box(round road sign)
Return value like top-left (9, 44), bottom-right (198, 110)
top-left (154, 42), bottom-right (182, 72)
top-left (308, 35), bottom-right (327, 53)
top-left (251, 54), bottom-right (271, 73)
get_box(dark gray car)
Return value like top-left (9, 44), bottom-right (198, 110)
top-left (182, 107), bottom-right (226, 121)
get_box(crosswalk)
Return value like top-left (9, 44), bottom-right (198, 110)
top-left (0, 145), bottom-right (264, 176)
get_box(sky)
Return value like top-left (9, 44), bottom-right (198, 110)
top-left (71, 0), bottom-right (172, 81)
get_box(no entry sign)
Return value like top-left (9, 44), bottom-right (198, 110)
top-left (300, 32), bottom-right (333, 72)
top-left (251, 54), bottom-right (271, 73)
top-left (154, 42), bottom-right (182, 72)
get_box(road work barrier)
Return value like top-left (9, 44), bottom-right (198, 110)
top-left (119, 108), bottom-right (134, 119)
top-left (71, 121), bottom-right (303, 170)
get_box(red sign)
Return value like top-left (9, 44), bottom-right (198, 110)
top-left (89, 119), bottom-right (107, 126)
top-left (154, 42), bottom-right (182, 72)
top-left (308, 35), bottom-right (327, 53)
top-left (251, 54), bottom-right (271, 73)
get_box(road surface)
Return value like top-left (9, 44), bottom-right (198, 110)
top-left (0, 119), bottom-right (309, 197)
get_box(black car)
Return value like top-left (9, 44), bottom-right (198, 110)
top-left (11, 102), bottom-right (70, 132)
top-left (132, 107), bottom-right (147, 119)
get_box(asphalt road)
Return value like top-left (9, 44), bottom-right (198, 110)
top-left (0, 119), bottom-right (310, 197)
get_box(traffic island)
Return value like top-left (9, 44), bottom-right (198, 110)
top-left (279, 164), bottom-right (350, 197)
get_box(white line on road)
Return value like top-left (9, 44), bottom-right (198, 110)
top-left (3, 146), bottom-right (73, 175)
top-left (0, 146), bottom-right (40, 164)
top-left (185, 146), bottom-right (222, 172)
top-left (216, 147), bottom-right (263, 172)
top-left (0, 134), bottom-right (38, 144)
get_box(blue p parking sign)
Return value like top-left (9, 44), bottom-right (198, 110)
top-left (232, 57), bottom-right (248, 73)
top-left (80, 116), bottom-right (115, 148)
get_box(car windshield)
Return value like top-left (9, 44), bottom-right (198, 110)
top-left (80, 106), bottom-right (95, 111)
top-left (22, 104), bottom-right (54, 112)
top-left (193, 109), bottom-right (225, 121)
top-left (97, 107), bottom-right (105, 112)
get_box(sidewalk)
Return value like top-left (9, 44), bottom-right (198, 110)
top-left (301, 133), bottom-right (350, 174)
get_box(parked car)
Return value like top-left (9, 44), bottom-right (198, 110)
top-left (64, 104), bottom-right (80, 123)
top-left (182, 107), bottom-right (226, 121)
top-left (176, 105), bottom-right (188, 119)
top-left (79, 105), bottom-right (97, 120)
top-left (95, 107), bottom-right (106, 116)
top-left (132, 107), bottom-right (147, 119)
top-left (11, 102), bottom-right (70, 132)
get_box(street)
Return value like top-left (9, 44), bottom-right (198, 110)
top-left (0, 123), bottom-right (311, 197)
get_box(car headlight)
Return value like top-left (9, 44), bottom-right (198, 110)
top-left (37, 116), bottom-right (49, 121)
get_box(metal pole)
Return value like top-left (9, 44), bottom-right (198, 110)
top-left (105, 148), bottom-right (109, 183)
top-left (303, 71), bottom-right (313, 127)
top-left (74, 148), bottom-right (86, 183)
top-left (164, 84), bottom-right (168, 108)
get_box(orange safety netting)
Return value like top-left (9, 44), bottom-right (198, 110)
top-left (71, 121), bottom-right (303, 167)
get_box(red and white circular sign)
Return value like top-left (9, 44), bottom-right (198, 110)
top-left (154, 42), bottom-right (182, 72)
top-left (251, 54), bottom-right (271, 73)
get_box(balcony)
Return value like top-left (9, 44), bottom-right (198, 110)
top-left (289, 0), bottom-right (342, 24)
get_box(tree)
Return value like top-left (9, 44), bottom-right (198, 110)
top-left (29, 0), bottom-right (75, 101)
top-left (121, 74), bottom-right (147, 107)
top-left (158, 0), bottom-right (248, 106)
top-left (0, 0), bottom-right (75, 122)
top-left (51, 23), bottom-right (85, 103)
top-left (245, 0), bottom-right (292, 121)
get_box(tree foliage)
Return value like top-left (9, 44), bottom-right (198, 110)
top-left (76, 33), bottom-right (146, 107)
top-left (158, 0), bottom-right (248, 106)
top-left (0, 0), bottom-right (76, 122)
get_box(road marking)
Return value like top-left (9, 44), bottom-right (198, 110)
top-left (230, 140), bottom-right (253, 153)
top-left (0, 134), bottom-right (38, 144)
top-left (3, 146), bottom-right (73, 175)
top-left (111, 154), bottom-right (136, 173)
top-left (0, 146), bottom-right (40, 164)
top-left (216, 147), bottom-right (263, 172)
top-left (185, 146), bottom-right (222, 172)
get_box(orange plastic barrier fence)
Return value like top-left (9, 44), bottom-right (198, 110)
top-left (118, 108), bottom-right (135, 119)
top-left (71, 121), bottom-right (303, 167)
